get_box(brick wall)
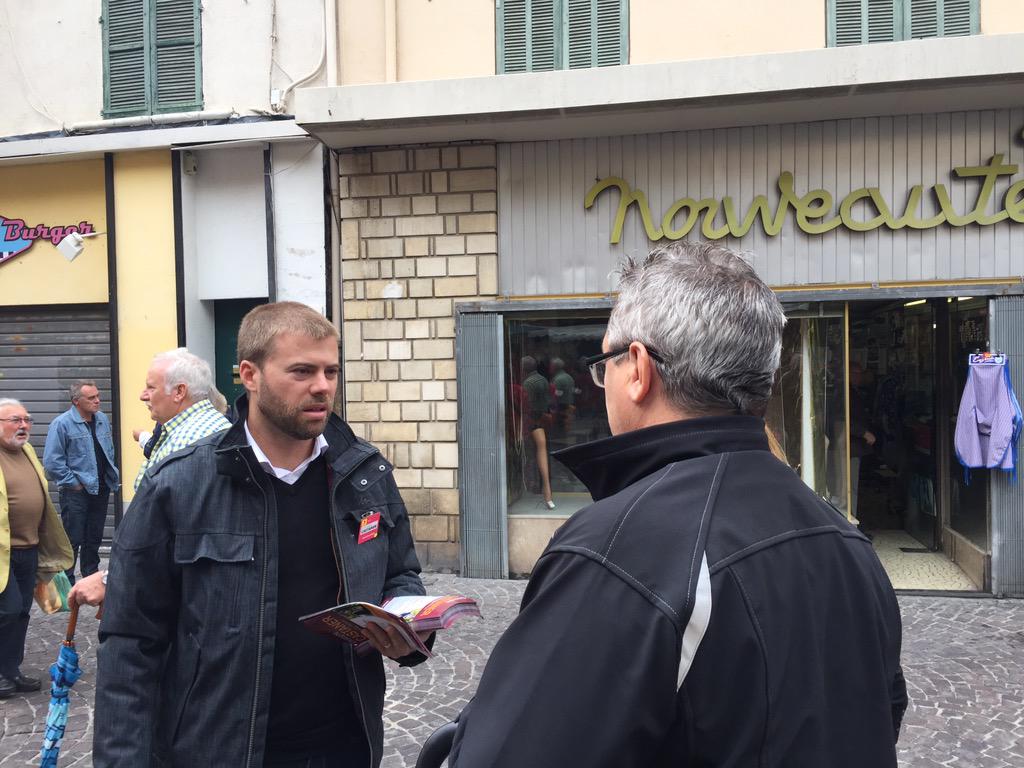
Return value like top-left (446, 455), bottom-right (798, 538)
top-left (337, 143), bottom-right (498, 570)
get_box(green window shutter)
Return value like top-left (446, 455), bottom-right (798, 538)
top-left (103, 0), bottom-right (148, 116)
top-left (939, 0), bottom-right (976, 35)
top-left (594, 0), bottom-right (626, 67)
top-left (497, 0), bottom-right (557, 73)
top-left (866, 0), bottom-right (898, 42)
top-left (565, 0), bottom-right (626, 69)
top-left (499, 0), bottom-right (529, 73)
top-left (908, 0), bottom-right (977, 37)
top-left (153, 0), bottom-right (202, 112)
top-left (529, 0), bottom-right (558, 71)
top-left (909, 0), bottom-right (939, 37)
top-left (829, 0), bottom-right (900, 46)
top-left (566, 0), bottom-right (594, 68)
top-left (830, 0), bottom-right (867, 46)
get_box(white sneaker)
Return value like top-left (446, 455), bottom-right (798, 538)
top-left (545, 499), bottom-right (556, 510)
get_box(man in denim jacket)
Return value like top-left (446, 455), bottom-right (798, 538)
top-left (43, 380), bottom-right (119, 584)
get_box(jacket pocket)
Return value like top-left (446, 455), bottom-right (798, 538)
top-left (173, 533), bottom-right (255, 630)
top-left (348, 456), bottom-right (395, 493)
top-left (173, 533), bottom-right (254, 564)
top-left (172, 532), bottom-right (251, 561)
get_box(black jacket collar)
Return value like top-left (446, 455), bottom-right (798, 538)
top-left (553, 415), bottom-right (770, 501)
top-left (215, 393), bottom-right (363, 482)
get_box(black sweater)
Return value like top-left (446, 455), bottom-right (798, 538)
top-left (264, 457), bottom-right (366, 761)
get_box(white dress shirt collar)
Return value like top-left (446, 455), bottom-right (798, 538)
top-left (243, 420), bottom-right (329, 486)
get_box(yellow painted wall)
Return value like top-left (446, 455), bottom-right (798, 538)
top-left (113, 151), bottom-right (178, 500)
top-left (339, 0), bottom-right (493, 84)
top-left (0, 160), bottom-right (108, 305)
top-left (981, 0), bottom-right (1024, 33)
top-left (630, 0), bottom-right (825, 64)
top-left (396, 0), bottom-right (495, 80)
top-left (339, 0), bottom-right (386, 84)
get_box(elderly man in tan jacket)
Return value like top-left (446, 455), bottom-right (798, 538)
top-left (0, 398), bottom-right (73, 699)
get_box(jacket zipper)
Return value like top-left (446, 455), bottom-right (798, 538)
top-left (243, 459), bottom-right (270, 768)
top-left (329, 469), bottom-right (376, 768)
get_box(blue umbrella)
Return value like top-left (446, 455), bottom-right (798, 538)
top-left (40, 604), bottom-right (82, 768)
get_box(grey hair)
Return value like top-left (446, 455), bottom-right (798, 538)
top-left (606, 241), bottom-right (786, 417)
top-left (70, 379), bottom-right (97, 402)
top-left (152, 348), bottom-right (215, 401)
top-left (0, 398), bottom-right (23, 410)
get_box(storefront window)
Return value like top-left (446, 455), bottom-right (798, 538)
top-left (505, 315), bottom-right (611, 516)
top-left (765, 306), bottom-right (848, 510)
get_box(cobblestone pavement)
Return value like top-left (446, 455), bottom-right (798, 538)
top-left (1, 575), bottom-right (1021, 767)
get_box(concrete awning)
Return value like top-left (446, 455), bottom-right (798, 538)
top-left (0, 118), bottom-right (310, 164)
top-left (296, 33), bottom-right (1024, 149)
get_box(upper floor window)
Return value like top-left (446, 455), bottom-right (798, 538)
top-left (102, 0), bottom-right (203, 117)
top-left (497, 0), bottom-right (628, 74)
top-left (828, 0), bottom-right (978, 46)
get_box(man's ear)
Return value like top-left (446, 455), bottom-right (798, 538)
top-left (626, 342), bottom-right (655, 405)
top-left (238, 360), bottom-right (259, 394)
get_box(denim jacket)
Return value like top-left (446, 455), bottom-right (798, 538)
top-left (93, 396), bottom-right (426, 768)
top-left (43, 407), bottom-right (120, 494)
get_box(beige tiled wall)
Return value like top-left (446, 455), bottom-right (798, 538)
top-left (338, 143), bottom-right (499, 569)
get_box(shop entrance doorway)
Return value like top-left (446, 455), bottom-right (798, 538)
top-left (848, 298), bottom-right (988, 591)
top-left (768, 298), bottom-right (989, 591)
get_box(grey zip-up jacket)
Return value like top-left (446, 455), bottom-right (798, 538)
top-left (93, 398), bottom-right (426, 767)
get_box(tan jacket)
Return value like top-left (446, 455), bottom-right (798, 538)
top-left (0, 443), bottom-right (74, 593)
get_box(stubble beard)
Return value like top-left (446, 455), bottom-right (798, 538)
top-left (255, 383), bottom-right (328, 441)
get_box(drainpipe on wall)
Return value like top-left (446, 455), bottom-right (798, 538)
top-left (384, 0), bottom-right (398, 83)
top-left (273, 0), bottom-right (328, 112)
top-left (67, 110), bottom-right (236, 134)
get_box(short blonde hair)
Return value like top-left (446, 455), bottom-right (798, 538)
top-left (237, 301), bottom-right (339, 368)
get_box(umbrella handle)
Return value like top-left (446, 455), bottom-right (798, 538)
top-left (64, 602), bottom-right (80, 646)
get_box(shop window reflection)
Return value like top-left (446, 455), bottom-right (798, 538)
top-left (765, 312), bottom-right (848, 513)
top-left (505, 317), bottom-right (611, 516)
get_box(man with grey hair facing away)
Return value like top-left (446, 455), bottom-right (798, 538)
top-left (70, 348), bottom-right (231, 608)
top-left (449, 242), bottom-right (907, 767)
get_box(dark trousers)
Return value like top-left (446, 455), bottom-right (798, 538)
top-left (58, 486), bottom-right (109, 584)
top-left (0, 547), bottom-right (38, 678)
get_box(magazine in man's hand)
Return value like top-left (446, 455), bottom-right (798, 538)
top-left (299, 595), bottom-right (480, 656)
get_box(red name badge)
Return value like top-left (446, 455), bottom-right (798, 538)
top-left (358, 512), bottom-right (381, 544)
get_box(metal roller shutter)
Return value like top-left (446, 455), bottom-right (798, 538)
top-left (0, 306), bottom-right (119, 542)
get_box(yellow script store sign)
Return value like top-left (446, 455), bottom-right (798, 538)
top-left (585, 151), bottom-right (1024, 244)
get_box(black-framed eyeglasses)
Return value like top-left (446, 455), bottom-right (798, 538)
top-left (0, 416), bottom-right (33, 426)
top-left (584, 345), bottom-right (666, 388)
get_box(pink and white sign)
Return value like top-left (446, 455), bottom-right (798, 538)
top-left (0, 216), bottom-right (96, 266)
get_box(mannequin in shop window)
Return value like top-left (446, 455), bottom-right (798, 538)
top-left (848, 361), bottom-right (877, 521)
top-left (521, 356), bottom-right (556, 510)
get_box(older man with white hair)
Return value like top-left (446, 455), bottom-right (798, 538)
top-left (70, 349), bottom-right (230, 609)
top-left (449, 242), bottom-right (907, 768)
top-left (0, 398), bottom-right (72, 698)
top-left (133, 348), bottom-right (232, 491)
